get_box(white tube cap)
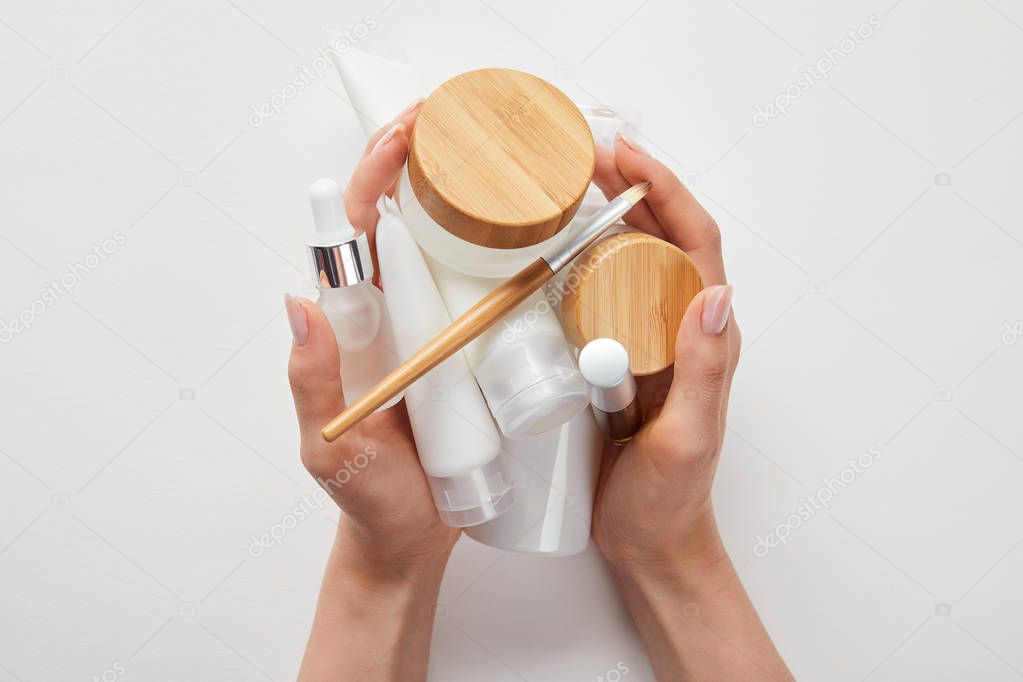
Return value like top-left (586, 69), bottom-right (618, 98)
top-left (427, 457), bottom-right (515, 527)
top-left (579, 338), bottom-right (637, 413)
top-left (472, 333), bottom-right (590, 439)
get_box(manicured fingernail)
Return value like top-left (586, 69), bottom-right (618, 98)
top-left (701, 285), bottom-right (733, 336)
top-left (615, 132), bottom-right (650, 157)
top-left (372, 122), bottom-right (406, 155)
top-left (285, 294), bottom-right (309, 346)
top-left (396, 98), bottom-right (425, 118)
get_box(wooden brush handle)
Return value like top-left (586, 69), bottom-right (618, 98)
top-left (322, 258), bottom-right (556, 441)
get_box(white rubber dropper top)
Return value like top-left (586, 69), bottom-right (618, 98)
top-left (309, 178), bottom-right (355, 244)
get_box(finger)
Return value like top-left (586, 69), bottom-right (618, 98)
top-left (592, 145), bottom-right (663, 237)
top-left (378, 102), bottom-right (424, 199)
top-left (344, 122), bottom-right (412, 238)
top-left (344, 100), bottom-right (424, 237)
top-left (286, 294), bottom-right (345, 442)
top-left (718, 323), bottom-right (742, 432)
top-left (659, 285), bottom-right (735, 457)
top-left (362, 99), bottom-right (424, 155)
top-left (613, 134), bottom-right (726, 286)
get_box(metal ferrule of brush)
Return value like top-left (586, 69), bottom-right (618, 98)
top-left (542, 188), bottom-right (646, 273)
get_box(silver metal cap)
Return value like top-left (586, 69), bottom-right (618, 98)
top-left (308, 232), bottom-right (374, 288)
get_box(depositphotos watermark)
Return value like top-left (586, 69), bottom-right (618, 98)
top-left (248, 15), bottom-right (378, 128)
top-left (752, 445), bottom-right (882, 558)
top-left (90, 660), bottom-right (126, 682)
top-left (596, 661), bottom-right (630, 682)
top-left (247, 445), bottom-right (377, 557)
top-left (752, 15), bottom-right (882, 129)
top-left (1002, 319), bottom-right (1022, 346)
top-left (1, 231), bottom-right (126, 344)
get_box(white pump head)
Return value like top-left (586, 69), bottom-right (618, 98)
top-left (307, 178), bottom-right (373, 287)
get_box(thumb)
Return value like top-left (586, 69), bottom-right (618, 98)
top-left (662, 285), bottom-right (735, 447)
top-left (285, 294), bottom-right (344, 440)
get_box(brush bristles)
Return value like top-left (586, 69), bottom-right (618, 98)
top-left (620, 181), bottom-right (652, 206)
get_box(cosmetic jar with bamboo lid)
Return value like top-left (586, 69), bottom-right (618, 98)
top-left (561, 232), bottom-right (704, 376)
top-left (397, 67), bottom-right (596, 278)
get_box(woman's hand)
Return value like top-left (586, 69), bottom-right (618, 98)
top-left (288, 100), bottom-right (455, 682)
top-left (287, 99), bottom-right (456, 568)
top-left (589, 132), bottom-right (738, 579)
top-left (590, 135), bottom-right (792, 680)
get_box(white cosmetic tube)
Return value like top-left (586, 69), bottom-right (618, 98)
top-left (375, 206), bottom-right (514, 527)
top-left (326, 44), bottom-right (422, 138)
top-left (465, 409), bottom-right (602, 556)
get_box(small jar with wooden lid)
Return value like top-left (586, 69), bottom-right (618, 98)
top-left (561, 231), bottom-right (704, 376)
top-left (396, 67), bottom-right (596, 278)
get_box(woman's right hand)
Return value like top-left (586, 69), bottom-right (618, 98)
top-left (589, 134), bottom-right (792, 681)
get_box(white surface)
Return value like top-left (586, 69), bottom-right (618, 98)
top-left (1, 1), bottom-right (1021, 680)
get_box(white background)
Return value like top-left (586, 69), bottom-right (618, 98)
top-left (2, 0), bottom-right (1022, 680)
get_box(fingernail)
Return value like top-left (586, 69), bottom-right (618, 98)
top-left (285, 294), bottom-right (309, 346)
top-left (615, 132), bottom-right (650, 157)
top-left (372, 122), bottom-right (406, 155)
top-left (396, 98), bottom-right (425, 118)
top-left (701, 285), bottom-right (733, 336)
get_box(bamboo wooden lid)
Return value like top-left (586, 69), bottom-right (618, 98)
top-left (408, 68), bottom-right (595, 249)
top-left (562, 232), bottom-right (704, 376)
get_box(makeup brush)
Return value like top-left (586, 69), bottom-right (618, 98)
top-left (321, 181), bottom-right (652, 442)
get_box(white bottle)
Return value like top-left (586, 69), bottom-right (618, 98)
top-left (307, 179), bottom-right (401, 407)
top-left (424, 255), bottom-right (590, 440)
top-left (465, 409), bottom-right (602, 556)
top-left (375, 201), bottom-right (514, 527)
